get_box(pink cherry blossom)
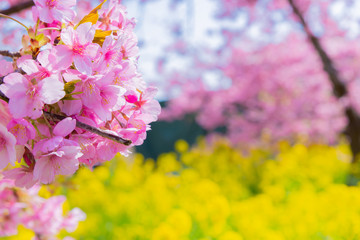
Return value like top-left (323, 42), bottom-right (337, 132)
top-left (58, 98), bottom-right (83, 116)
top-left (94, 35), bottom-right (123, 72)
top-left (7, 119), bottom-right (36, 145)
top-left (118, 34), bottom-right (139, 60)
top-left (29, 195), bottom-right (73, 235)
top-left (53, 117), bottom-right (76, 137)
top-left (129, 87), bottom-right (161, 124)
top-left (61, 207), bottom-right (86, 232)
top-left (111, 62), bottom-right (138, 88)
top-left (33, 137), bottom-right (82, 184)
top-left (0, 101), bottom-right (11, 126)
top-left (18, 49), bottom-right (66, 82)
top-left (32, 118), bottom-right (80, 184)
top-left (117, 118), bottom-right (147, 146)
top-left (0, 0), bottom-right (160, 186)
top-left (34, 0), bottom-right (76, 23)
top-left (0, 177), bottom-right (85, 238)
top-left (3, 165), bottom-right (37, 189)
top-left (0, 73), bottom-right (65, 119)
top-left (3, 145), bottom-right (38, 189)
top-left (64, 70), bottom-right (127, 121)
top-left (70, 134), bottom-right (97, 167)
top-left (95, 130), bottom-right (131, 161)
top-left (98, 1), bottom-right (136, 31)
top-left (0, 125), bottom-right (16, 170)
top-left (55, 23), bottom-right (99, 75)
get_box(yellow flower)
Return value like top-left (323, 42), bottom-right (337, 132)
top-left (59, 139), bottom-right (360, 240)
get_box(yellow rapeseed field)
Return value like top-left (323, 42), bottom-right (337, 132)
top-left (9, 139), bottom-right (360, 239)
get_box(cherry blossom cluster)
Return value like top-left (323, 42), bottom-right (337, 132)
top-left (0, 176), bottom-right (85, 239)
top-left (161, 33), bottom-right (353, 147)
top-left (158, 0), bottom-right (360, 149)
top-left (0, 0), bottom-right (160, 187)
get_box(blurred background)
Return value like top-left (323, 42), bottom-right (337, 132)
top-left (3, 0), bottom-right (360, 239)
top-left (124, 0), bottom-right (360, 159)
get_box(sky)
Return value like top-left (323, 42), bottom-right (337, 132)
top-left (123, 0), bottom-right (233, 100)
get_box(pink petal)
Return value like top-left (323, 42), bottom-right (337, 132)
top-left (8, 94), bottom-right (43, 119)
top-left (39, 7), bottom-right (54, 23)
top-left (85, 43), bottom-right (99, 59)
top-left (33, 156), bottom-right (56, 184)
top-left (27, 99), bottom-right (44, 119)
top-left (0, 125), bottom-right (16, 168)
top-left (18, 59), bottom-right (39, 75)
top-left (53, 45), bottom-right (73, 70)
top-left (15, 145), bottom-right (25, 163)
top-left (0, 73), bottom-right (26, 97)
top-left (55, 156), bottom-right (79, 176)
top-left (34, 0), bottom-right (46, 7)
top-left (36, 136), bottom-right (63, 153)
top-left (62, 208), bottom-right (86, 232)
top-left (143, 100), bottom-right (161, 116)
top-left (37, 49), bottom-right (51, 69)
top-left (59, 99), bottom-right (82, 116)
top-left (57, 0), bottom-right (76, 7)
top-left (73, 55), bottom-right (92, 75)
top-left (3, 168), bottom-right (38, 189)
top-left (143, 87), bottom-right (159, 100)
top-left (0, 101), bottom-right (11, 125)
top-left (76, 23), bottom-right (95, 45)
top-left (39, 77), bottom-right (65, 104)
top-left (53, 117), bottom-right (76, 137)
top-left (0, 149), bottom-right (10, 169)
top-left (93, 103), bottom-right (112, 121)
top-left (52, 8), bottom-right (75, 23)
top-left (103, 85), bottom-right (126, 110)
top-left (61, 26), bottom-right (75, 46)
top-left (0, 60), bottom-right (13, 77)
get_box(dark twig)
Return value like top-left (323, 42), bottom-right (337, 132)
top-left (288, 0), bottom-right (347, 98)
top-left (0, 1), bottom-right (34, 15)
top-left (0, 89), bottom-right (9, 102)
top-left (0, 89), bottom-right (132, 146)
top-left (43, 111), bottom-right (132, 146)
top-left (288, 0), bottom-right (360, 162)
top-left (0, 50), bottom-right (21, 58)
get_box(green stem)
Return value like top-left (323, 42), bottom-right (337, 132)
top-left (35, 18), bottom-right (40, 35)
top-left (0, 13), bottom-right (28, 30)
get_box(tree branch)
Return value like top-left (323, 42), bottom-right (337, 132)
top-left (0, 1), bottom-right (34, 15)
top-left (0, 89), bottom-right (132, 146)
top-left (43, 111), bottom-right (132, 146)
top-left (288, 0), bottom-right (347, 98)
top-left (0, 88), bottom-right (8, 102)
top-left (0, 50), bottom-right (21, 58)
top-left (288, 0), bottom-right (360, 162)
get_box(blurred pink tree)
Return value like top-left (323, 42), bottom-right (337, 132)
top-left (159, 0), bottom-right (360, 160)
top-left (3, 1), bottom-right (360, 159)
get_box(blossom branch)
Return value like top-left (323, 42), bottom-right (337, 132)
top-left (43, 111), bottom-right (132, 146)
top-left (0, 90), bottom-right (132, 146)
top-left (0, 87), bottom-right (8, 101)
top-left (0, 50), bottom-right (21, 58)
top-left (0, 1), bottom-right (34, 15)
top-left (288, 0), bottom-right (346, 98)
top-left (288, 0), bottom-right (360, 162)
